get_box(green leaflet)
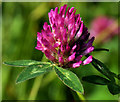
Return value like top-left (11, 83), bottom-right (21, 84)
top-left (16, 64), bottom-right (53, 84)
top-left (82, 75), bottom-right (110, 85)
top-left (4, 60), bottom-right (51, 67)
top-left (91, 57), bottom-right (115, 82)
top-left (94, 48), bottom-right (109, 52)
top-left (54, 66), bottom-right (84, 94)
top-left (107, 83), bottom-right (120, 95)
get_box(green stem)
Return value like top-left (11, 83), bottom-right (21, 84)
top-left (28, 54), bottom-right (48, 100)
top-left (76, 91), bottom-right (86, 102)
top-left (28, 75), bottom-right (43, 100)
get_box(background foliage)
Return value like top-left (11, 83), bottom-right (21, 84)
top-left (2, 2), bottom-right (119, 100)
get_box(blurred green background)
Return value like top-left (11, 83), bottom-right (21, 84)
top-left (2, 2), bottom-right (119, 100)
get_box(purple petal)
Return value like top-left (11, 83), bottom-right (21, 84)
top-left (41, 37), bottom-right (57, 53)
top-left (75, 14), bottom-right (81, 30)
top-left (48, 9), bottom-right (54, 24)
top-left (63, 29), bottom-right (67, 43)
top-left (68, 18), bottom-right (75, 31)
top-left (83, 55), bottom-right (92, 65)
top-left (70, 26), bottom-right (76, 40)
top-left (55, 7), bottom-right (58, 14)
top-left (37, 32), bottom-right (42, 42)
top-left (43, 22), bottom-right (48, 31)
top-left (75, 21), bottom-right (83, 40)
top-left (68, 52), bottom-right (76, 62)
top-left (60, 44), bottom-right (65, 54)
top-left (44, 50), bottom-right (56, 61)
top-left (71, 61), bottom-right (82, 68)
top-left (69, 7), bottom-right (74, 14)
top-left (54, 39), bottom-right (61, 48)
top-left (82, 46), bottom-right (94, 55)
top-left (65, 7), bottom-right (70, 22)
top-left (41, 38), bottom-right (50, 47)
top-left (70, 9), bottom-right (76, 19)
top-left (70, 44), bottom-right (77, 54)
top-left (66, 7), bottom-right (70, 16)
top-left (59, 56), bottom-right (64, 64)
top-left (42, 30), bottom-right (55, 44)
top-left (86, 37), bottom-right (95, 48)
top-left (75, 55), bottom-right (82, 62)
top-left (59, 4), bottom-right (67, 17)
top-left (66, 43), bottom-right (70, 52)
top-left (35, 41), bottom-right (47, 52)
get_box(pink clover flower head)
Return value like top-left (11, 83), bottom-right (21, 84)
top-left (35, 4), bottom-right (95, 68)
top-left (90, 16), bottom-right (119, 43)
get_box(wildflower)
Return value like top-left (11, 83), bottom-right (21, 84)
top-left (90, 16), bottom-right (119, 43)
top-left (35, 4), bottom-right (95, 68)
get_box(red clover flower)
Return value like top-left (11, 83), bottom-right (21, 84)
top-left (35, 4), bottom-right (95, 68)
top-left (90, 16), bottom-right (118, 43)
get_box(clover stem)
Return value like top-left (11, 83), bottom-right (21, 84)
top-left (28, 54), bottom-right (48, 100)
top-left (28, 75), bottom-right (43, 100)
top-left (76, 91), bottom-right (86, 102)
